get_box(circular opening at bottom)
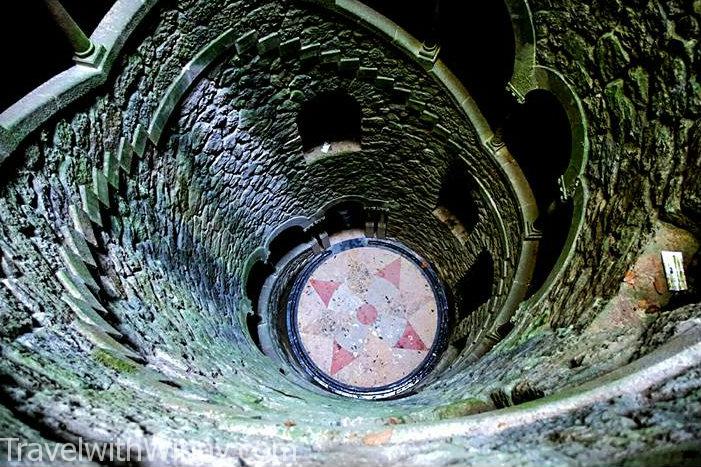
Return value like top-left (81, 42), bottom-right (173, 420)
top-left (287, 236), bottom-right (449, 399)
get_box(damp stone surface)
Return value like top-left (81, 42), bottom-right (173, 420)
top-left (0, 0), bottom-right (699, 465)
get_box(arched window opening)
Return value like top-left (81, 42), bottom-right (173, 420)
top-left (246, 312), bottom-right (264, 354)
top-left (504, 90), bottom-right (574, 297)
top-left (505, 90), bottom-right (572, 211)
top-left (528, 199), bottom-right (575, 297)
top-left (456, 250), bottom-right (494, 322)
top-left (267, 226), bottom-right (310, 266)
top-left (245, 260), bottom-right (274, 310)
top-left (243, 258), bottom-right (274, 355)
top-left (435, 161), bottom-right (480, 243)
top-left (297, 91), bottom-right (361, 154)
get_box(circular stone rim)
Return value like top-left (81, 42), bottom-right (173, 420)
top-left (286, 237), bottom-right (450, 399)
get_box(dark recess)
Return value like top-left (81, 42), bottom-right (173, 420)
top-left (456, 250), bottom-right (494, 322)
top-left (244, 259), bottom-right (273, 353)
top-left (246, 260), bottom-right (274, 310)
top-left (0, 0), bottom-right (116, 112)
top-left (438, 160), bottom-right (480, 234)
top-left (325, 201), bottom-right (366, 235)
top-left (246, 312), bottom-right (264, 352)
top-left (267, 226), bottom-right (310, 266)
top-left (2, 1), bottom-right (516, 130)
top-left (437, 0), bottom-right (516, 127)
top-left (359, 0), bottom-right (436, 41)
top-left (360, 0), bottom-right (516, 127)
top-left (504, 90), bottom-right (574, 297)
top-left (297, 91), bottom-right (361, 152)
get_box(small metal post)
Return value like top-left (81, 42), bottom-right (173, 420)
top-left (43, 0), bottom-right (95, 59)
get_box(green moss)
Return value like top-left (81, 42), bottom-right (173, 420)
top-left (627, 66), bottom-right (649, 105)
top-left (435, 398), bottom-right (491, 420)
top-left (605, 79), bottom-right (637, 140)
top-left (93, 349), bottom-right (138, 374)
top-left (596, 31), bottom-right (630, 81)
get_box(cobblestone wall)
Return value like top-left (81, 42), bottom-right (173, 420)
top-left (0, 0), bottom-right (700, 465)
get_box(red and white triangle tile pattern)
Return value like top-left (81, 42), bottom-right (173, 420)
top-left (297, 246), bottom-right (438, 388)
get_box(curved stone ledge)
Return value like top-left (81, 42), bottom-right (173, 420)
top-left (520, 180), bottom-right (590, 317)
top-left (0, 0), bottom-right (553, 371)
top-left (504, 0), bottom-right (537, 103)
top-left (497, 1), bottom-right (592, 317)
top-left (148, 28), bottom-right (239, 145)
top-left (346, 323), bottom-right (701, 446)
top-left (0, 1), bottom-right (698, 463)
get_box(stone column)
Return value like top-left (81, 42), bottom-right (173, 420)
top-left (419, 0), bottom-right (442, 65)
top-left (43, 0), bottom-right (95, 59)
top-left (424, 0), bottom-right (442, 51)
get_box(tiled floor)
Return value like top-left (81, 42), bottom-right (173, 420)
top-left (295, 241), bottom-right (440, 389)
